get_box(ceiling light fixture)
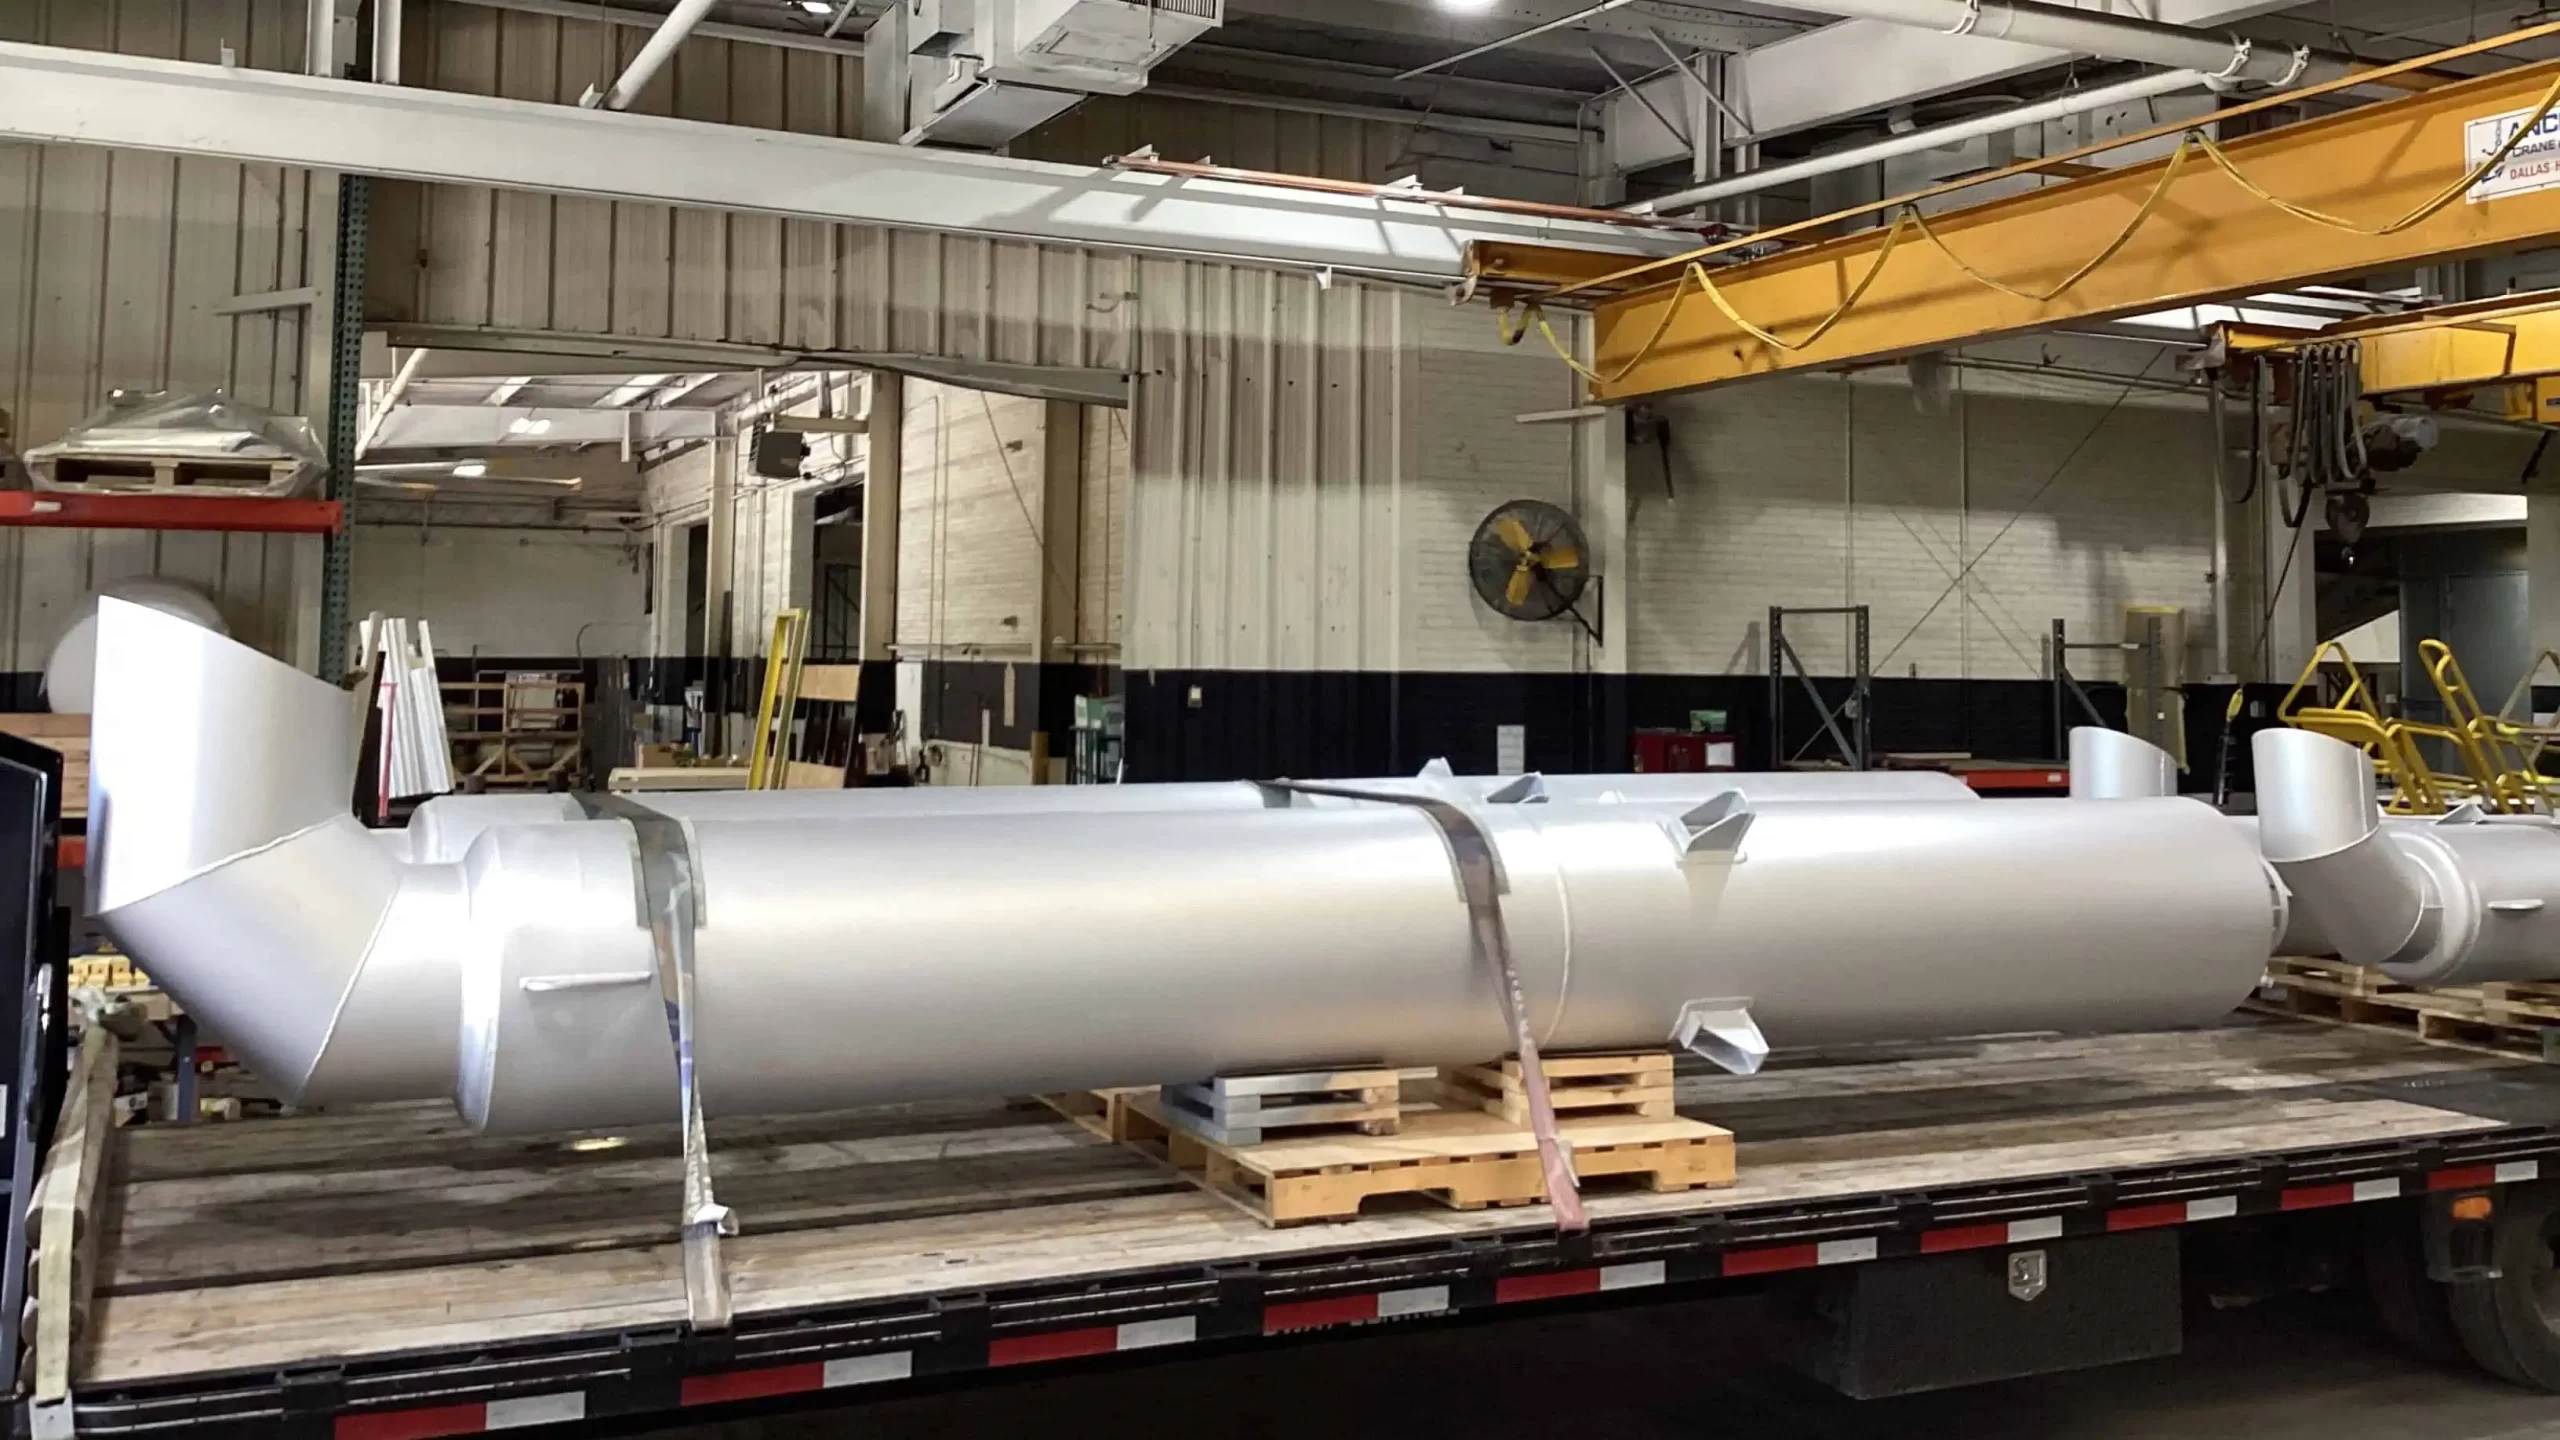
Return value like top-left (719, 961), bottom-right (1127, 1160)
top-left (453, 460), bottom-right (488, 478)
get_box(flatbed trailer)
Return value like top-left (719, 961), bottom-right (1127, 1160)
top-left (43, 1017), bottom-right (2560, 1439)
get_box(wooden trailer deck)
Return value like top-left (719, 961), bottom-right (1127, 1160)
top-left (60, 1016), bottom-right (2560, 1435)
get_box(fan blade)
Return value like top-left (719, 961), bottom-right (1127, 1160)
top-left (1494, 513), bottom-right (1535, 556)
top-left (1542, 544), bottom-right (1582, 572)
top-left (1506, 565), bottom-right (1533, 610)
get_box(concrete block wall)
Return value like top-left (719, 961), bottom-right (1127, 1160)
top-left (1639, 368), bottom-right (2220, 684)
top-left (895, 382), bottom-right (1049, 663)
top-left (1080, 402), bottom-right (1129, 655)
top-left (1398, 301), bottom-right (1587, 676)
top-left (351, 525), bottom-right (651, 661)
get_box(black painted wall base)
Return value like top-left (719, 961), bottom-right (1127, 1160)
top-left (1123, 668), bottom-right (2293, 795)
top-left (0, 656), bottom-right (2293, 798)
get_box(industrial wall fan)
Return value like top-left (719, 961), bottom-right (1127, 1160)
top-left (1468, 498), bottom-right (1598, 639)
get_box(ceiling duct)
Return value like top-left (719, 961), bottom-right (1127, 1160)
top-left (894, 0), bottom-right (1225, 148)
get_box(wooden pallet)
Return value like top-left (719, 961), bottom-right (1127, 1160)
top-left (41, 453), bottom-right (305, 494)
top-left (1037, 1087), bottom-right (1152, 1144)
top-left (1121, 1090), bottom-right (1733, 1227)
top-left (1440, 1051), bottom-right (1675, 1125)
top-left (2252, 970), bottom-right (2560, 1063)
top-left (2263, 956), bottom-right (2418, 1001)
top-left (1157, 1066), bottom-right (1401, 1147)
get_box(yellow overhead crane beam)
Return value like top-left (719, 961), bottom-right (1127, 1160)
top-left (1466, 25), bottom-right (2560, 404)
top-left (2220, 291), bottom-right (2560, 421)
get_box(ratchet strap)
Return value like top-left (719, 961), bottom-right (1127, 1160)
top-left (577, 792), bottom-right (735, 1330)
top-left (1262, 781), bottom-right (1588, 1233)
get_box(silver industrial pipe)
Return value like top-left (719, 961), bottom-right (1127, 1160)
top-left (98, 601), bottom-right (2283, 1136)
top-left (1630, 0), bottom-right (2360, 219)
top-left (1627, 68), bottom-right (2208, 217)
top-left (2253, 729), bottom-right (2560, 984)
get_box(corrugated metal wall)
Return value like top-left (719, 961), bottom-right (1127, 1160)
top-left (1122, 267), bottom-right (1592, 675)
top-left (0, 0), bottom-right (323, 678)
top-left (371, 1), bottom-right (1135, 372)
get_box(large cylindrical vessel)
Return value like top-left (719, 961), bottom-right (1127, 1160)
top-left (457, 792), bottom-right (2274, 1131)
top-left (95, 600), bottom-right (2281, 1137)
top-left (399, 769), bottom-right (1978, 862)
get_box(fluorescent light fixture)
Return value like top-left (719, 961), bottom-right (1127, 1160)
top-left (797, 0), bottom-right (830, 11)
top-left (452, 460), bottom-right (488, 478)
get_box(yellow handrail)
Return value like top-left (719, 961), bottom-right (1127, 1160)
top-left (746, 608), bottom-right (810, 792)
top-left (2416, 639), bottom-right (2537, 812)
top-left (2277, 640), bottom-right (2484, 815)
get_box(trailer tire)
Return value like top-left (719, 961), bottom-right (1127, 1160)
top-left (2363, 1203), bottom-right (2463, 1365)
top-left (2447, 1183), bottom-right (2560, 1389)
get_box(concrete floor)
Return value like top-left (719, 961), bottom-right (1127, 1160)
top-left (650, 1289), bottom-right (2560, 1440)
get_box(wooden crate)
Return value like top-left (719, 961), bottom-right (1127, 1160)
top-left (1122, 1091), bottom-right (1733, 1227)
top-left (1157, 1066), bottom-right (1401, 1147)
top-left (1440, 1051), bottom-right (1675, 1125)
top-left (0, 715), bottom-right (89, 818)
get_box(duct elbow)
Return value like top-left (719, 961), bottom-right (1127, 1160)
top-left (91, 598), bottom-right (460, 1104)
top-left (2251, 729), bottom-right (2439, 972)
top-left (2070, 728), bottom-right (2178, 799)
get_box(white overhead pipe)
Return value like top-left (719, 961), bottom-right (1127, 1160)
top-left (1627, 66), bottom-right (2206, 216)
top-left (579, 0), bottom-right (717, 111)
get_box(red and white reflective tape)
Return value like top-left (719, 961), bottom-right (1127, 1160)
top-left (1918, 1215), bottom-right (2065, 1254)
top-left (2281, 1177), bottom-right (2401, 1211)
top-left (992, 1317), bottom-right (1199, 1366)
top-left (1263, 1284), bottom-right (1451, 1334)
top-left (1722, 1236), bottom-right (1876, 1277)
top-left (2431, 1159), bottom-right (2541, 1191)
top-left (1493, 1260), bottom-right (1668, 1304)
top-left (2108, 1194), bottom-right (2239, 1231)
top-left (335, 1391), bottom-right (585, 1440)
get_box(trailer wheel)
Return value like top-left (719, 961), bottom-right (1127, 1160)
top-left (2363, 1202), bottom-right (2463, 1365)
top-left (2448, 1183), bottom-right (2560, 1388)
